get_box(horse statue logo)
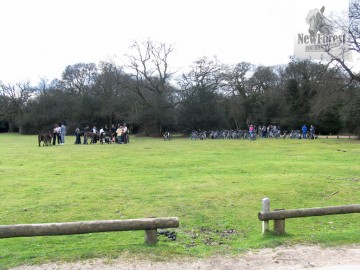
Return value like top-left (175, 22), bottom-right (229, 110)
top-left (306, 6), bottom-right (333, 36)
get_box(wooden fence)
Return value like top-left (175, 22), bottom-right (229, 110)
top-left (0, 217), bottom-right (179, 245)
top-left (317, 135), bottom-right (359, 139)
top-left (258, 198), bottom-right (360, 235)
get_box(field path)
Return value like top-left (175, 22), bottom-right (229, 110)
top-left (11, 245), bottom-right (360, 270)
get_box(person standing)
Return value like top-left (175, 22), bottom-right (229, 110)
top-left (110, 124), bottom-right (117, 142)
top-left (75, 126), bottom-right (81, 144)
top-left (52, 124), bottom-right (59, 145)
top-left (261, 125), bottom-right (267, 138)
top-left (310, 125), bottom-right (315, 139)
top-left (249, 124), bottom-right (256, 140)
top-left (83, 125), bottom-right (89, 144)
top-left (60, 123), bottom-right (66, 144)
top-left (99, 127), bottom-right (104, 136)
top-left (116, 125), bottom-right (123, 144)
top-left (56, 124), bottom-right (62, 144)
top-left (122, 123), bottom-right (128, 144)
top-left (91, 126), bottom-right (98, 143)
top-left (249, 124), bottom-right (254, 135)
top-left (302, 124), bottom-right (308, 139)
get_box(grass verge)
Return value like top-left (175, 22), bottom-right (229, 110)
top-left (0, 134), bottom-right (359, 269)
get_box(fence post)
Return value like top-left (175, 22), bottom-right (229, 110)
top-left (262, 198), bottom-right (270, 234)
top-left (273, 209), bottom-right (285, 235)
top-left (145, 229), bottom-right (158, 245)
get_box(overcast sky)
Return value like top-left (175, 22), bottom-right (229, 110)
top-left (0, 0), bottom-right (355, 85)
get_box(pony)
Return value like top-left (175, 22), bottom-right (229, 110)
top-left (306, 6), bottom-right (332, 36)
top-left (84, 131), bottom-right (100, 144)
top-left (38, 131), bottom-right (53, 147)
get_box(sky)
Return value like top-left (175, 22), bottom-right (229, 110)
top-left (0, 0), bottom-right (356, 86)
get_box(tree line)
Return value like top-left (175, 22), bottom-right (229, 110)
top-left (0, 51), bottom-right (358, 136)
top-left (1, 1), bottom-right (360, 136)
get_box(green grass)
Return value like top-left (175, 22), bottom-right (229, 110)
top-left (0, 134), bottom-right (359, 269)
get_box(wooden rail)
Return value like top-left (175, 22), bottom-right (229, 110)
top-left (0, 217), bottom-right (179, 245)
top-left (258, 205), bottom-right (360, 221)
top-left (259, 198), bottom-right (360, 235)
top-left (317, 135), bottom-right (359, 139)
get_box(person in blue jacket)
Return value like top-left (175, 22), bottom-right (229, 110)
top-left (302, 124), bottom-right (308, 139)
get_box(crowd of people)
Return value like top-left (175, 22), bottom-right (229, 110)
top-left (52, 123), bottom-right (67, 145)
top-left (74, 123), bottom-right (129, 144)
top-left (257, 124), bottom-right (316, 139)
top-left (44, 122), bottom-right (128, 146)
top-left (49, 122), bottom-right (316, 146)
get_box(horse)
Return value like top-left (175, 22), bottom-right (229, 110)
top-left (306, 6), bottom-right (332, 36)
top-left (38, 131), bottom-right (53, 147)
top-left (84, 131), bottom-right (100, 144)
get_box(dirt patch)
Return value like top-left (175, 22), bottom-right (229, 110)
top-left (11, 245), bottom-right (360, 270)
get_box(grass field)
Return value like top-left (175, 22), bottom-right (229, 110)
top-left (0, 133), bottom-right (359, 269)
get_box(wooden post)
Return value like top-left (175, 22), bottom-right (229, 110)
top-left (273, 209), bottom-right (285, 235)
top-left (145, 229), bottom-right (158, 245)
top-left (262, 198), bottom-right (270, 234)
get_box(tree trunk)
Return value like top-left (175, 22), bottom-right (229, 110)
top-left (158, 120), bottom-right (162, 135)
top-left (8, 121), bottom-right (14, 133)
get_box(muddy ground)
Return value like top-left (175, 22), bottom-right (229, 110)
top-left (11, 244), bottom-right (360, 270)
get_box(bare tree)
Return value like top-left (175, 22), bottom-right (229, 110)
top-left (326, 0), bottom-right (360, 83)
top-left (124, 40), bottom-right (178, 135)
top-left (180, 57), bottom-right (224, 94)
top-left (0, 81), bottom-right (34, 132)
